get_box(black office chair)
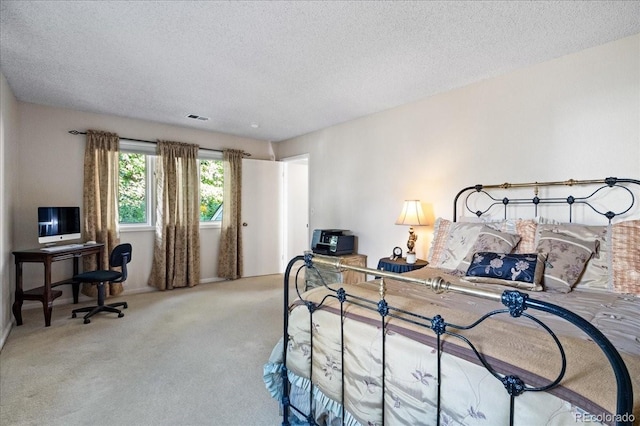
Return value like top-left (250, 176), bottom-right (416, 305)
top-left (71, 243), bottom-right (132, 324)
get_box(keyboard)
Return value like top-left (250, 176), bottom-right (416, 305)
top-left (40, 244), bottom-right (85, 252)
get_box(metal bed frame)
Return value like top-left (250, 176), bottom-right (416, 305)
top-left (280, 177), bottom-right (638, 426)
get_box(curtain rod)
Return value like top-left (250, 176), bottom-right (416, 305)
top-left (68, 130), bottom-right (251, 156)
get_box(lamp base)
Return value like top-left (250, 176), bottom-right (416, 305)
top-left (406, 252), bottom-right (417, 264)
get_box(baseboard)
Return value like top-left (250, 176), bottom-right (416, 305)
top-left (200, 277), bottom-right (226, 284)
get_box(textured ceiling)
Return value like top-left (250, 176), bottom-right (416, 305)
top-left (1, 1), bottom-right (639, 142)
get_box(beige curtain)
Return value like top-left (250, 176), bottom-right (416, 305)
top-left (217, 149), bottom-right (243, 279)
top-left (82, 130), bottom-right (122, 297)
top-left (148, 141), bottom-right (201, 290)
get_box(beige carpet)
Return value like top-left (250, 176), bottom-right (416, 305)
top-left (0, 274), bottom-right (289, 426)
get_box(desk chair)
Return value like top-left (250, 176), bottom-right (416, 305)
top-left (71, 243), bottom-right (132, 324)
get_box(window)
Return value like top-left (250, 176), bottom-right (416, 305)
top-left (117, 141), bottom-right (224, 226)
top-left (118, 152), bottom-right (148, 224)
top-left (199, 159), bottom-right (224, 222)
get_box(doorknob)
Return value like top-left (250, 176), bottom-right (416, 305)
top-left (242, 222), bottom-right (248, 227)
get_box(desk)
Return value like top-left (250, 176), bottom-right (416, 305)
top-left (12, 244), bottom-right (104, 327)
top-left (377, 257), bottom-right (428, 274)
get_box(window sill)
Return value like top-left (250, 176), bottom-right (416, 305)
top-left (119, 225), bottom-right (154, 233)
top-left (119, 223), bottom-right (222, 233)
top-left (200, 222), bottom-right (222, 229)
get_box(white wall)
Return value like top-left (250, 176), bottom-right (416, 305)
top-left (0, 72), bottom-right (19, 346)
top-left (11, 103), bottom-right (274, 310)
top-left (274, 35), bottom-right (640, 268)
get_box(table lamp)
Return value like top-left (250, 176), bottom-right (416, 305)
top-left (395, 200), bottom-right (428, 264)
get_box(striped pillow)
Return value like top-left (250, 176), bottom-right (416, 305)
top-left (536, 231), bottom-right (597, 293)
top-left (428, 219), bottom-right (485, 270)
top-left (612, 220), bottom-right (640, 295)
top-left (456, 227), bottom-right (521, 273)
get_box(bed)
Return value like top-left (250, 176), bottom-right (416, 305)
top-left (264, 177), bottom-right (639, 426)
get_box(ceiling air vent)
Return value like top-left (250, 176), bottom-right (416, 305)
top-left (186, 114), bottom-right (209, 121)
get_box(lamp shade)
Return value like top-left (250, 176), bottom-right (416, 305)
top-left (395, 200), bottom-right (428, 226)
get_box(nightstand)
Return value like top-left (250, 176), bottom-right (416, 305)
top-left (377, 257), bottom-right (428, 274)
top-left (305, 253), bottom-right (368, 291)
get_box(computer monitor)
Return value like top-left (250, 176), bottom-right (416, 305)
top-left (37, 206), bottom-right (81, 244)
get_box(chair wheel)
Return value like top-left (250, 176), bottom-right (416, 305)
top-left (84, 319), bottom-right (91, 324)
top-left (118, 313), bottom-right (124, 318)
top-left (72, 313), bottom-right (77, 318)
top-left (123, 303), bottom-right (128, 309)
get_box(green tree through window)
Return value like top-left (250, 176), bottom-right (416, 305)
top-left (119, 152), bottom-right (147, 223)
top-left (118, 153), bottom-right (223, 224)
top-left (200, 159), bottom-right (224, 221)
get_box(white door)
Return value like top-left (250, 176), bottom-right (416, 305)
top-left (241, 159), bottom-right (283, 277)
top-left (283, 156), bottom-right (309, 267)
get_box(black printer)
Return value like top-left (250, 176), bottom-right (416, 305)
top-left (311, 229), bottom-right (355, 256)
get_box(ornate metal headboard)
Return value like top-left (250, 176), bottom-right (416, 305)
top-left (453, 177), bottom-right (640, 223)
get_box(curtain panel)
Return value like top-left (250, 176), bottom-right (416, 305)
top-left (82, 130), bottom-right (122, 297)
top-left (148, 140), bottom-right (201, 290)
top-left (217, 149), bottom-right (244, 279)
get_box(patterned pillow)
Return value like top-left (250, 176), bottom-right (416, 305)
top-left (536, 231), bottom-right (597, 293)
top-left (456, 227), bottom-right (521, 272)
top-left (428, 219), bottom-right (485, 270)
top-left (428, 218), bottom-right (453, 264)
top-left (458, 217), bottom-right (538, 253)
top-left (510, 219), bottom-right (538, 254)
top-left (465, 252), bottom-right (545, 291)
top-left (536, 223), bottom-right (609, 292)
top-left (612, 219), bottom-right (640, 295)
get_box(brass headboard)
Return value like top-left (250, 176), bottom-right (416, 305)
top-left (453, 177), bottom-right (640, 223)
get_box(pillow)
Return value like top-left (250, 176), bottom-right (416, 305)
top-left (428, 219), bottom-right (485, 270)
top-left (612, 219), bottom-right (640, 295)
top-left (428, 217), bottom-right (453, 264)
top-left (464, 252), bottom-right (545, 291)
top-left (460, 217), bottom-right (537, 253)
top-left (536, 231), bottom-right (597, 293)
top-left (536, 223), bottom-right (609, 292)
top-left (456, 227), bottom-right (521, 272)
top-left (510, 219), bottom-right (538, 254)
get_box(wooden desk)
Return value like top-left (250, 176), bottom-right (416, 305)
top-left (12, 244), bottom-right (104, 327)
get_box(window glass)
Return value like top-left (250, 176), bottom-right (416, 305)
top-left (200, 159), bottom-right (224, 221)
top-left (118, 152), bottom-right (147, 224)
top-left (117, 145), bottom-right (223, 226)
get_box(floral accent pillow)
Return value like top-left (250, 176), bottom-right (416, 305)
top-left (464, 252), bottom-right (545, 291)
top-left (536, 231), bottom-right (597, 293)
top-left (536, 223), bottom-right (609, 292)
top-left (456, 227), bottom-right (521, 273)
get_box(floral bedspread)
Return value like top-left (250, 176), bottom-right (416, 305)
top-left (265, 267), bottom-right (640, 426)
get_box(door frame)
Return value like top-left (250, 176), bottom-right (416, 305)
top-left (281, 154), bottom-right (309, 270)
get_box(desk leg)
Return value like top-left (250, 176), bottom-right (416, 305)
top-left (43, 262), bottom-right (53, 327)
top-left (72, 257), bottom-right (80, 304)
top-left (12, 262), bottom-right (24, 326)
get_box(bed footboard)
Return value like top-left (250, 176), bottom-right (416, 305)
top-left (276, 253), bottom-right (635, 426)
